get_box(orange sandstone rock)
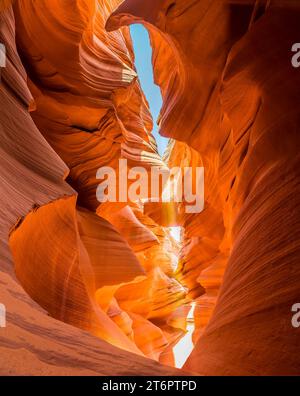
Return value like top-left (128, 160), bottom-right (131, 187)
top-left (0, 1), bottom-right (184, 375)
top-left (108, 0), bottom-right (300, 375)
top-left (2, 0), bottom-right (300, 376)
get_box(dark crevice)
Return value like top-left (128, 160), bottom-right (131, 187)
top-left (166, 2), bottom-right (176, 17)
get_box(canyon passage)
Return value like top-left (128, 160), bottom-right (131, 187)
top-left (0, 0), bottom-right (300, 376)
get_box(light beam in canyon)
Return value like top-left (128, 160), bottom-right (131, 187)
top-left (173, 302), bottom-right (196, 369)
top-left (1, 0), bottom-right (300, 377)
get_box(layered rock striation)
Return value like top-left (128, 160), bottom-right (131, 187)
top-left (1, 0), bottom-right (300, 376)
top-left (107, 0), bottom-right (300, 375)
top-left (0, 0), bottom-right (185, 375)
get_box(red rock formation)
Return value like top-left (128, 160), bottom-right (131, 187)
top-left (0, 0), bottom-right (184, 375)
top-left (1, 0), bottom-right (300, 376)
top-left (108, 0), bottom-right (300, 375)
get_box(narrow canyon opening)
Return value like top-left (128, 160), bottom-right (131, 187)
top-left (2, 0), bottom-right (300, 377)
top-left (8, 5), bottom-right (201, 371)
top-left (130, 23), bottom-right (195, 368)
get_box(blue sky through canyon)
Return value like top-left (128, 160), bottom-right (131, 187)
top-left (130, 27), bottom-right (191, 368)
top-left (130, 24), bottom-right (181, 244)
top-left (130, 24), bottom-right (168, 157)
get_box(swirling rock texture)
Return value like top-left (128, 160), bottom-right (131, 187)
top-left (108, 0), bottom-right (300, 376)
top-left (1, 0), bottom-right (300, 376)
top-left (0, 0), bottom-right (184, 375)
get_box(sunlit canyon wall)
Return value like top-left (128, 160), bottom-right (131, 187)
top-left (0, 0), bottom-right (183, 375)
top-left (1, 0), bottom-right (300, 376)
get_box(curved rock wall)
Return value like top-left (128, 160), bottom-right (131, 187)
top-left (108, 0), bottom-right (300, 375)
top-left (1, 0), bottom-right (300, 376)
top-left (0, 1), bottom-right (184, 375)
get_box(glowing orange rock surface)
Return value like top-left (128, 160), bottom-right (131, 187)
top-left (0, 0), bottom-right (183, 375)
top-left (1, 0), bottom-right (300, 376)
top-left (107, 0), bottom-right (300, 375)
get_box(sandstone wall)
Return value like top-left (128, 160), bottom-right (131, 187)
top-left (0, 0), bottom-right (184, 375)
top-left (108, 0), bottom-right (300, 375)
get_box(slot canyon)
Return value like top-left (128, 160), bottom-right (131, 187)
top-left (1, 0), bottom-right (300, 376)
